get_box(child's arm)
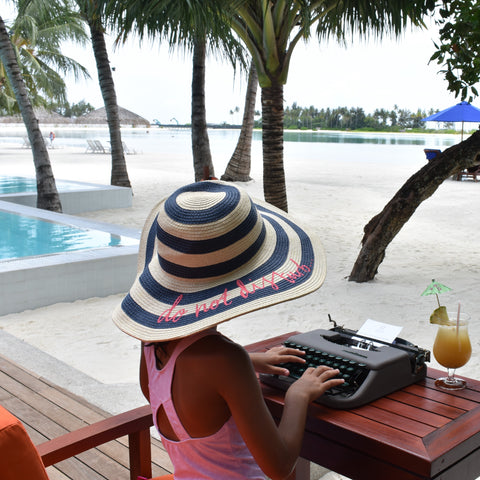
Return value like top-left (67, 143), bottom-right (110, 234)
top-left (214, 340), bottom-right (343, 480)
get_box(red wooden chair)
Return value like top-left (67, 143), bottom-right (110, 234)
top-left (1, 403), bottom-right (306, 479)
top-left (0, 403), bottom-right (172, 480)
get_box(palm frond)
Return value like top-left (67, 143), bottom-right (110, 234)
top-left (1, 0), bottom-right (90, 110)
top-left (103, 0), bottom-right (249, 71)
top-left (314, 0), bottom-right (433, 42)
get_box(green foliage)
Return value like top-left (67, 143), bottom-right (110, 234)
top-left (279, 103), bottom-right (431, 131)
top-left (48, 99), bottom-right (95, 117)
top-left (0, 0), bottom-right (90, 114)
top-left (103, 0), bottom-right (248, 72)
top-left (317, 0), bottom-right (435, 42)
top-left (430, 0), bottom-right (480, 101)
top-left (229, 0), bottom-right (435, 88)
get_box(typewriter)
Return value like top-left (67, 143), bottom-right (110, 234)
top-left (260, 322), bottom-right (430, 409)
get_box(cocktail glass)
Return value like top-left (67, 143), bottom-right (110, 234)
top-left (433, 312), bottom-right (471, 390)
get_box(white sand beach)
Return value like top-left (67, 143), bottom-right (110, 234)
top-left (0, 131), bottom-right (479, 479)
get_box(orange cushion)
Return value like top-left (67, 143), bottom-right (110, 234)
top-left (148, 475), bottom-right (174, 480)
top-left (0, 405), bottom-right (49, 480)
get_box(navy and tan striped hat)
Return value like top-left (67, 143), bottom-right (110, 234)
top-left (113, 180), bottom-right (326, 341)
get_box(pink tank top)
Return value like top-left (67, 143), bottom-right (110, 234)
top-left (144, 330), bottom-right (265, 480)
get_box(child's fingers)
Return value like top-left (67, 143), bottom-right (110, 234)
top-left (281, 347), bottom-right (305, 356)
top-left (303, 366), bottom-right (344, 385)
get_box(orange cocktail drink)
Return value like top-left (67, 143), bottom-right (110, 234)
top-left (432, 312), bottom-right (471, 390)
top-left (433, 323), bottom-right (472, 369)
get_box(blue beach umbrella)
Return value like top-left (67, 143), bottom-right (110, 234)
top-left (422, 101), bottom-right (480, 141)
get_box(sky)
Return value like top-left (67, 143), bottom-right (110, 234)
top-left (1, 4), bottom-right (476, 125)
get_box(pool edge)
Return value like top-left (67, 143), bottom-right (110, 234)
top-left (0, 201), bottom-right (140, 315)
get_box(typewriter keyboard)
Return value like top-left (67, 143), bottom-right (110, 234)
top-left (279, 340), bottom-right (370, 397)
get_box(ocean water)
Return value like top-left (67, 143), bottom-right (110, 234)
top-left (0, 126), bottom-right (459, 155)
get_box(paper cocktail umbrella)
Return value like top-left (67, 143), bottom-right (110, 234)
top-left (422, 279), bottom-right (452, 325)
top-left (421, 279), bottom-right (452, 307)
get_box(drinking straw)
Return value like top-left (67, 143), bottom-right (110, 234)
top-left (456, 302), bottom-right (461, 336)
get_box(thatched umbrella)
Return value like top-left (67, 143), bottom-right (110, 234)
top-left (76, 106), bottom-right (150, 127)
top-left (0, 107), bottom-right (72, 124)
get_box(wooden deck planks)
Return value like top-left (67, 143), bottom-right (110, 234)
top-left (0, 353), bottom-right (173, 479)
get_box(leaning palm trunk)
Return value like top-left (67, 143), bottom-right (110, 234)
top-left (221, 62), bottom-right (258, 182)
top-left (191, 35), bottom-right (215, 182)
top-left (88, 20), bottom-right (131, 188)
top-left (0, 16), bottom-right (62, 212)
top-left (349, 131), bottom-right (480, 282)
top-left (261, 82), bottom-right (287, 212)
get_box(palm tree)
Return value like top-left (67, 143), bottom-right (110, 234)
top-left (0, 0), bottom-right (90, 212)
top-left (229, 105), bottom-right (240, 122)
top-left (221, 61), bottom-right (258, 182)
top-left (77, 0), bottom-right (131, 188)
top-left (228, 0), bottom-right (433, 211)
top-left (349, 131), bottom-right (480, 282)
top-left (103, 0), bottom-right (432, 209)
top-left (0, 15), bottom-right (62, 211)
top-left (191, 35), bottom-right (215, 181)
top-left (102, 0), bottom-right (247, 182)
top-left (7, 0), bottom-right (90, 112)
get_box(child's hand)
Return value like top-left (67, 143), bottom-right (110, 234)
top-left (287, 366), bottom-right (345, 403)
top-left (250, 346), bottom-right (306, 375)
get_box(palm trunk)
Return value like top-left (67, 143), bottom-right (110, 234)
top-left (88, 20), bottom-right (131, 188)
top-left (221, 62), bottom-right (258, 182)
top-left (349, 131), bottom-right (480, 282)
top-left (191, 35), bottom-right (215, 182)
top-left (0, 16), bottom-right (62, 212)
top-left (261, 82), bottom-right (287, 211)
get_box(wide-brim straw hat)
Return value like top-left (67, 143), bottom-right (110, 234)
top-left (113, 181), bottom-right (326, 341)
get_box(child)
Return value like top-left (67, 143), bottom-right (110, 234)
top-left (113, 181), bottom-right (343, 479)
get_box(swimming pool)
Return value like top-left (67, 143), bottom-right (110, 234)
top-left (0, 175), bottom-right (38, 193)
top-left (0, 201), bottom-right (139, 315)
top-left (0, 209), bottom-right (137, 260)
top-left (0, 175), bottom-right (132, 214)
top-left (0, 175), bottom-right (99, 194)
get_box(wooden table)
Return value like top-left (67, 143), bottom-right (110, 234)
top-left (246, 333), bottom-right (480, 480)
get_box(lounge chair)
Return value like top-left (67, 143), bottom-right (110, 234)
top-left (0, 404), bottom-right (173, 480)
top-left (85, 140), bottom-right (109, 153)
top-left (85, 139), bottom-right (97, 153)
top-left (123, 141), bottom-right (137, 154)
top-left (94, 140), bottom-right (109, 153)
